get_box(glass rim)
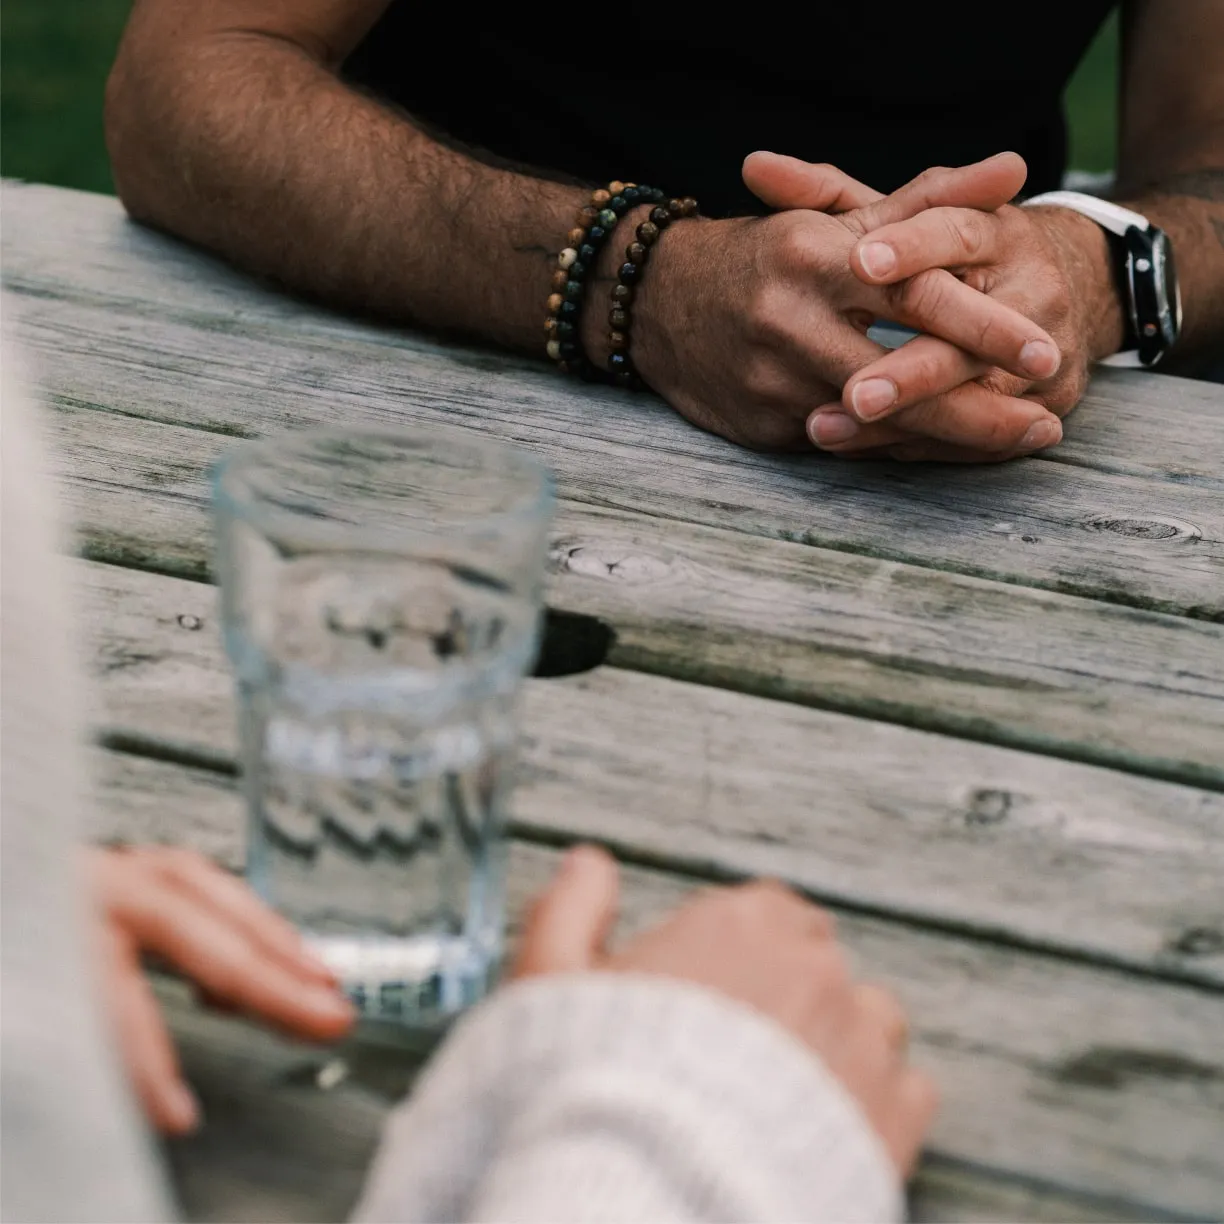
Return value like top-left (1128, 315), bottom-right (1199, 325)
top-left (212, 424), bottom-right (554, 551)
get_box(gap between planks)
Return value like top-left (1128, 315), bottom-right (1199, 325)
top-left (5, 259), bottom-right (1222, 620)
top-left (78, 557), bottom-right (1224, 990)
top-left (54, 403), bottom-right (1224, 791)
top-left (94, 750), bottom-right (1224, 1223)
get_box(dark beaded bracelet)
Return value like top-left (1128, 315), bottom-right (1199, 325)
top-left (545, 182), bottom-right (667, 378)
top-left (604, 195), bottom-right (699, 389)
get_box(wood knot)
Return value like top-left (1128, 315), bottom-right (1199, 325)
top-left (1052, 1045), bottom-right (1221, 1090)
top-left (1168, 926), bottom-right (1224, 957)
top-left (1081, 514), bottom-right (1201, 544)
top-left (552, 543), bottom-right (673, 583)
top-left (177, 613), bottom-right (204, 630)
top-left (964, 788), bottom-right (1012, 825)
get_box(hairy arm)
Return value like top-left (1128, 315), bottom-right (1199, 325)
top-left (1050, 0), bottom-right (1224, 364)
top-left (105, 0), bottom-right (588, 353)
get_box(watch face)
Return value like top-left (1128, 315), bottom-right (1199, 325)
top-left (1151, 231), bottom-right (1182, 344)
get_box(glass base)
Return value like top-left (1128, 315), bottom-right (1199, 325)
top-left (308, 931), bottom-right (498, 1031)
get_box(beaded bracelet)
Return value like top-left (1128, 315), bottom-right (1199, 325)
top-left (545, 181), bottom-right (668, 379)
top-left (606, 195), bottom-right (698, 388)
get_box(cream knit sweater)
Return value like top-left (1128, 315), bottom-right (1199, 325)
top-left (0, 321), bottom-right (901, 1224)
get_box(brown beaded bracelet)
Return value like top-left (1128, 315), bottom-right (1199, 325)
top-left (544, 181), bottom-right (664, 379)
top-left (605, 195), bottom-right (699, 388)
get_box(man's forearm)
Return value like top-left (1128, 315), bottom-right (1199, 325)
top-left (1031, 174), bottom-right (1224, 372)
top-left (106, 31), bottom-right (585, 353)
top-left (1117, 170), bottom-right (1224, 363)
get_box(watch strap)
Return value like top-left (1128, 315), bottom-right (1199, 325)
top-left (1021, 190), bottom-right (1151, 237)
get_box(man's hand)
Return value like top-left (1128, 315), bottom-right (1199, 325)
top-left (814, 185), bottom-right (1122, 460)
top-left (90, 846), bottom-right (354, 1134)
top-left (513, 846), bottom-right (938, 1177)
top-left (622, 152), bottom-right (1063, 454)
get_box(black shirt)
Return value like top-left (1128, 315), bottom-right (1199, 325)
top-left (345, 2), bottom-right (1117, 217)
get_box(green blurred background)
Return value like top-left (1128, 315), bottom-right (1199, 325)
top-left (1, 0), bottom-right (1120, 195)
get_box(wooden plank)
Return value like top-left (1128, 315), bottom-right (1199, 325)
top-left (79, 558), bottom-right (1224, 987)
top-left (96, 752), bottom-right (1224, 1221)
top-left (58, 405), bottom-right (1224, 788)
top-left (5, 184), bottom-right (1223, 617)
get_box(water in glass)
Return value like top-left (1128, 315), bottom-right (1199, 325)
top-left (214, 428), bottom-right (552, 1031)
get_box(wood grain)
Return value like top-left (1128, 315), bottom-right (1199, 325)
top-left (5, 183), bottom-right (1223, 617)
top-left (79, 558), bottom-right (1224, 986)
top-left (56, 404), bottom-right (1224, 788)
top-left (96, 752), bottom-right (1224, 1221)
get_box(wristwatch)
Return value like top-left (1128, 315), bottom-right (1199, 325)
top-left (1022, 190), bottom-right (1182, 368)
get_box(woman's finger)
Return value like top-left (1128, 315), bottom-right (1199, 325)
top-left (743, 151), bottom-right (883, 213)
top-left (101, 926), bottom-right (199, 1135)
top-left (854, 982), bottom-right (910, 1052)
top-left (144, 847), bottom-right (335, 984)
top-left (852, 207), bottom-right (1007, 284)
top-left (513, 845), bottom-right (621, 978)
top-left (888, 1068), bottom-right (941, 1178)
top-left (108, 872), bottom-right (354, 1041)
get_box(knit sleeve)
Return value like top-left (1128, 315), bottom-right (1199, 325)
top-left (0, 321), bottom-right (176, 1223)
top-left (355, 972), bottom-right (902, 1224)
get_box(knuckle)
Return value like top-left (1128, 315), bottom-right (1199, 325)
top-left (740, 351), bottom-right (788, 401)
top-left (912, 165), bottom-right (952, 202)
top-left (894, 269), bottom-right (946, 322)
top-left (979, 407), bottom-right (1026, 451)
top-left (775, 220), bottom-right (823, 272)
top-left (947, 210), bottom-right (986, 261)
top-left (155, 846), bottom-right (212, 882)
top-left (812, 940), bottom-right (852, 994)
top-left (858, 982), bottom-right (907, 1038)
top-left (744, 285), bottom-right (790, 345)
top-left (972, 312), bottom-right (1007, 359)
top-left (729, 878), bottom-right (799, 924)
top-left (900, 346), bottom-right (956, 395)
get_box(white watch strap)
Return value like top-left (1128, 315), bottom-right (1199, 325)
top-left (1022, 190), bottom-right (1150, 237)
top-left (1099, 350), bottom-right (1145, 368)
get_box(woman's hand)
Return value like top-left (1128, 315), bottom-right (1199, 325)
top-left (89, 845), bottom-right (354, 1134)
top-left (513, 846), bottom-right (937, 1177)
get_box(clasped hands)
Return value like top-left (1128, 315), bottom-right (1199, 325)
top-left (635, 150), bottom-right (1108, 462)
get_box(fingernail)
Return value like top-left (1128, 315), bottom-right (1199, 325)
top-left (1019, 419), bottom-right (1062, 452)
top-left (858, 242), bottom-right (897, 280)
top-left (300, 947), bottom-right (340, 983)
top-left (811, 413), bottom-right (861, 447)
top-left (850, 378), bottom-right (897, 421)
top-left (166, 1082), bottom-right (200, 1132)
top-left (1019, 339), bottom-right (1060, 379)
top-left (304, 984), bottom-right (357, 1023)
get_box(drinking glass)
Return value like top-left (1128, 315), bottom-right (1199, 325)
top-left (213, 426), bottom-right (553, 1029)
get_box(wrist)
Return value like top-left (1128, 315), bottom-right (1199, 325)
top-left (1028, 206), bottom-right (1126, 362)
top-left (579, 204), bottom-right (654, 367)
top-left (629, 215), bottom-right (748, 393)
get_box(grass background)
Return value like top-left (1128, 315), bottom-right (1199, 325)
top-left (1, 1), bottom-right (1120, 195)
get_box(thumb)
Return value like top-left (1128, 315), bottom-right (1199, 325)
top-left (743, 151), bottom-right (883, 213)
top-left (843, 151), bottom-right (1028, 237)
top-left (512, 845), bottom-right (620, 978)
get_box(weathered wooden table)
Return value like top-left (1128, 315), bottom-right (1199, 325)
top-left (3, 181), bottom-right (1223, 1223)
